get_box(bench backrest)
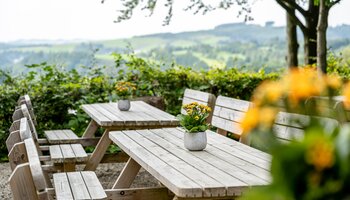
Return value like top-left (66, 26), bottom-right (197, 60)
top-left (211, 95), bottom-right (339, 145)
top-left (7, 118), bottom-right (42, 171)
top-left (12, 104), bottom-right (39, 140)
top-left (211, 95), bottom-right (252, 137)
top-left (181, 89), bottom-right (216, 123)
top-left (305, 96), bottom-right (350, 123)
top-left (17, 95), bottom-right (38, 125)
top-left (9, 119), bottom-right (48, 200)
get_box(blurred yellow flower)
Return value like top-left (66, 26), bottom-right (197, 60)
top-left (259, 107), bottom-right (278, 129)
top-left (252, 81), bottom-right (284, 106)
top-left (343, 82), bottom-right (350, 109)
top-left (306, 139), bottom-right (334, 171)
top-left (240, 107), bottom-right (260, 134)
top-left (324, 74), bottom-right (341, 89)
top-left (285, 68), bottom-right (324, 106)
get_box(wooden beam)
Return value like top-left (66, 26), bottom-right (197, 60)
top-left (105, 187), bottom-right (172, 200)
top-left (112, 158), bottom-right (141, 189)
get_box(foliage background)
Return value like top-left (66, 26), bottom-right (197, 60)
top-left (0, 53), bottom-right (279, 161)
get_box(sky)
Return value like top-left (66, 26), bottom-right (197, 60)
top-left (0, 0), bottom-right (349, 42)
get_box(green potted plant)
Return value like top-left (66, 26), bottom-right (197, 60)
top-left (178, 102), bottom-right (211, 151)
top-left (115, 81), bottom-right (136, 111)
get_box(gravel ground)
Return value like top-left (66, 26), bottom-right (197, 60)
top-left (0, 162), bottom-right (159, 199)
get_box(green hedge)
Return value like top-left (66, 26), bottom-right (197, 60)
top-left (0, 54), bottom-right (279, 161)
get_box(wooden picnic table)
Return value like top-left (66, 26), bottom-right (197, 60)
top-left (109, 127), bottom-right (271, 199)
top-left (81, 101), bottom-right (179, 171)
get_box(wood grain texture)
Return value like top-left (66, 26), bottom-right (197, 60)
top-left (82, 101), bottom-right (179, 128)
top-left (109, 128), bottom-right (271, 198)
top-left (9, 163), bottom-right (39, 200)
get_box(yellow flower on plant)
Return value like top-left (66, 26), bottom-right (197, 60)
top-left (194, 115), bottom-right (200, 120)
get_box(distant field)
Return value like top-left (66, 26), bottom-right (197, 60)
top-left (1, 23), bottom-right (350, 73)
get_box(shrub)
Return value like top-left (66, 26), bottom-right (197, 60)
top-left (0, 54), bottom-right (278, 161)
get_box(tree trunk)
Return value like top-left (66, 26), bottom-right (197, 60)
top-left (317, 0), bottom-right (329, 74)
top-left (303, 2), bottom-right (319, 65)
top-left (286, 0), bottom-right (298, 68)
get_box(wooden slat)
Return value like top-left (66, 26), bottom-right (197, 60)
top-left (60, 144), bottom-right (76, 162)
top-left (20, 104), bottom-right (39, 139)
top-left (125, 130), bottom-right (228, 197)
top-left (8, 142), bottom-right (28, 171)
top-left (45, 130), bottom-right (60, 142)
top-left (53, 173), bottom-right (74, 200)
top-left (12, 108), bottom-right (24, 122)
top-left (81, 171), bottom-right (107, 199)
top-left (184, 89), bottom-right (210, 102)
top-left (164, 128), bottom-right (271, 181)
top-left (9, 163), bottom-right (38, 200)
top-left (66, 172), bottom-right (91, 199)
top-left (109, 131), bottom-right (203, 198)
top-left (211, 116), bottom-right (242, 135)
top-left (9, 119), bottom-right (21, 133)
top-left (49, 145), bottom-right (63, 163)
top-left (24, 139), bottom-right (48, 191)
top-left (105, 187), bottom-right (171, 200)
top-left (6, 130), bottom-right (21, 152)
top-left (142, 129), bottom-right (266, 190)
top-left (70, 144), bottom-right (88, 162)
top-left (215, 96), bottom-right (251, 111)
top-left (81, 104), bottom-right (111, 126)
top-left (136, 101), bottom-right (177, 120)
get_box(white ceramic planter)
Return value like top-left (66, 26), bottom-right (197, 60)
top-left (184, 131), bottom-right (207, 151)
top-left (118, 99), bottom-right (131, 111)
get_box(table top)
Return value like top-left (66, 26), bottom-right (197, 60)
top-left (81, 101), bottom-right (179, 129)
top-left (109, 127), bottom-right (271, 198)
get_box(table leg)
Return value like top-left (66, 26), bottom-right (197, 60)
top-left (112, 158), bottom-right (141, 189)
top-left (82, 120), bottom-right (99, 138)
top-left (84, 129), bottom-right (111, 171)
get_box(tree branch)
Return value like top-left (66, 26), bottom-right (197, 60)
top-left (276, 0), bottom-right (307, 33)
top-left (280, 0), bottom-right (307, 17)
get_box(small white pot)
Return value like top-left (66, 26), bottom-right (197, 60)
top-left (118, 99), bottom-right (131, 111)
top-left (184, 131), bottom-right (207, 151)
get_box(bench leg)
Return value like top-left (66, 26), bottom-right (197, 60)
top-left (82, 120), bottom-right (99, 138)
top-left (64, 163), bottom-right (76, 172)
top-left (112, 158), bottom-right (141, 189)
top-left (84, 129), bottom-right (111, 171)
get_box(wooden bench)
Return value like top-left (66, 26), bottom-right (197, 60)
top-left (181, 88), bottom-right (216, 123)
top-left (11, 104), bottom-right (100, 146)
top-left (9, 139), bottom-right (106, 199)
top-left (14, 95), bottom-right (100, 146)
top-left (212, 95), bottom-right (252, 137)
top-left (8, 117), bottom-right (88, 172)
top-left (9, 119), bottom-right (170, 200)
top-left (211, 95), bottom-right (339, 145)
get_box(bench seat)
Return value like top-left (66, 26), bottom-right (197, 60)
top-left (50, 144), bottom-right (88, 166)
top-left (45, 130), bottom-right (79, 144)
top-left (53, 171), bottom-right (106, 200)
